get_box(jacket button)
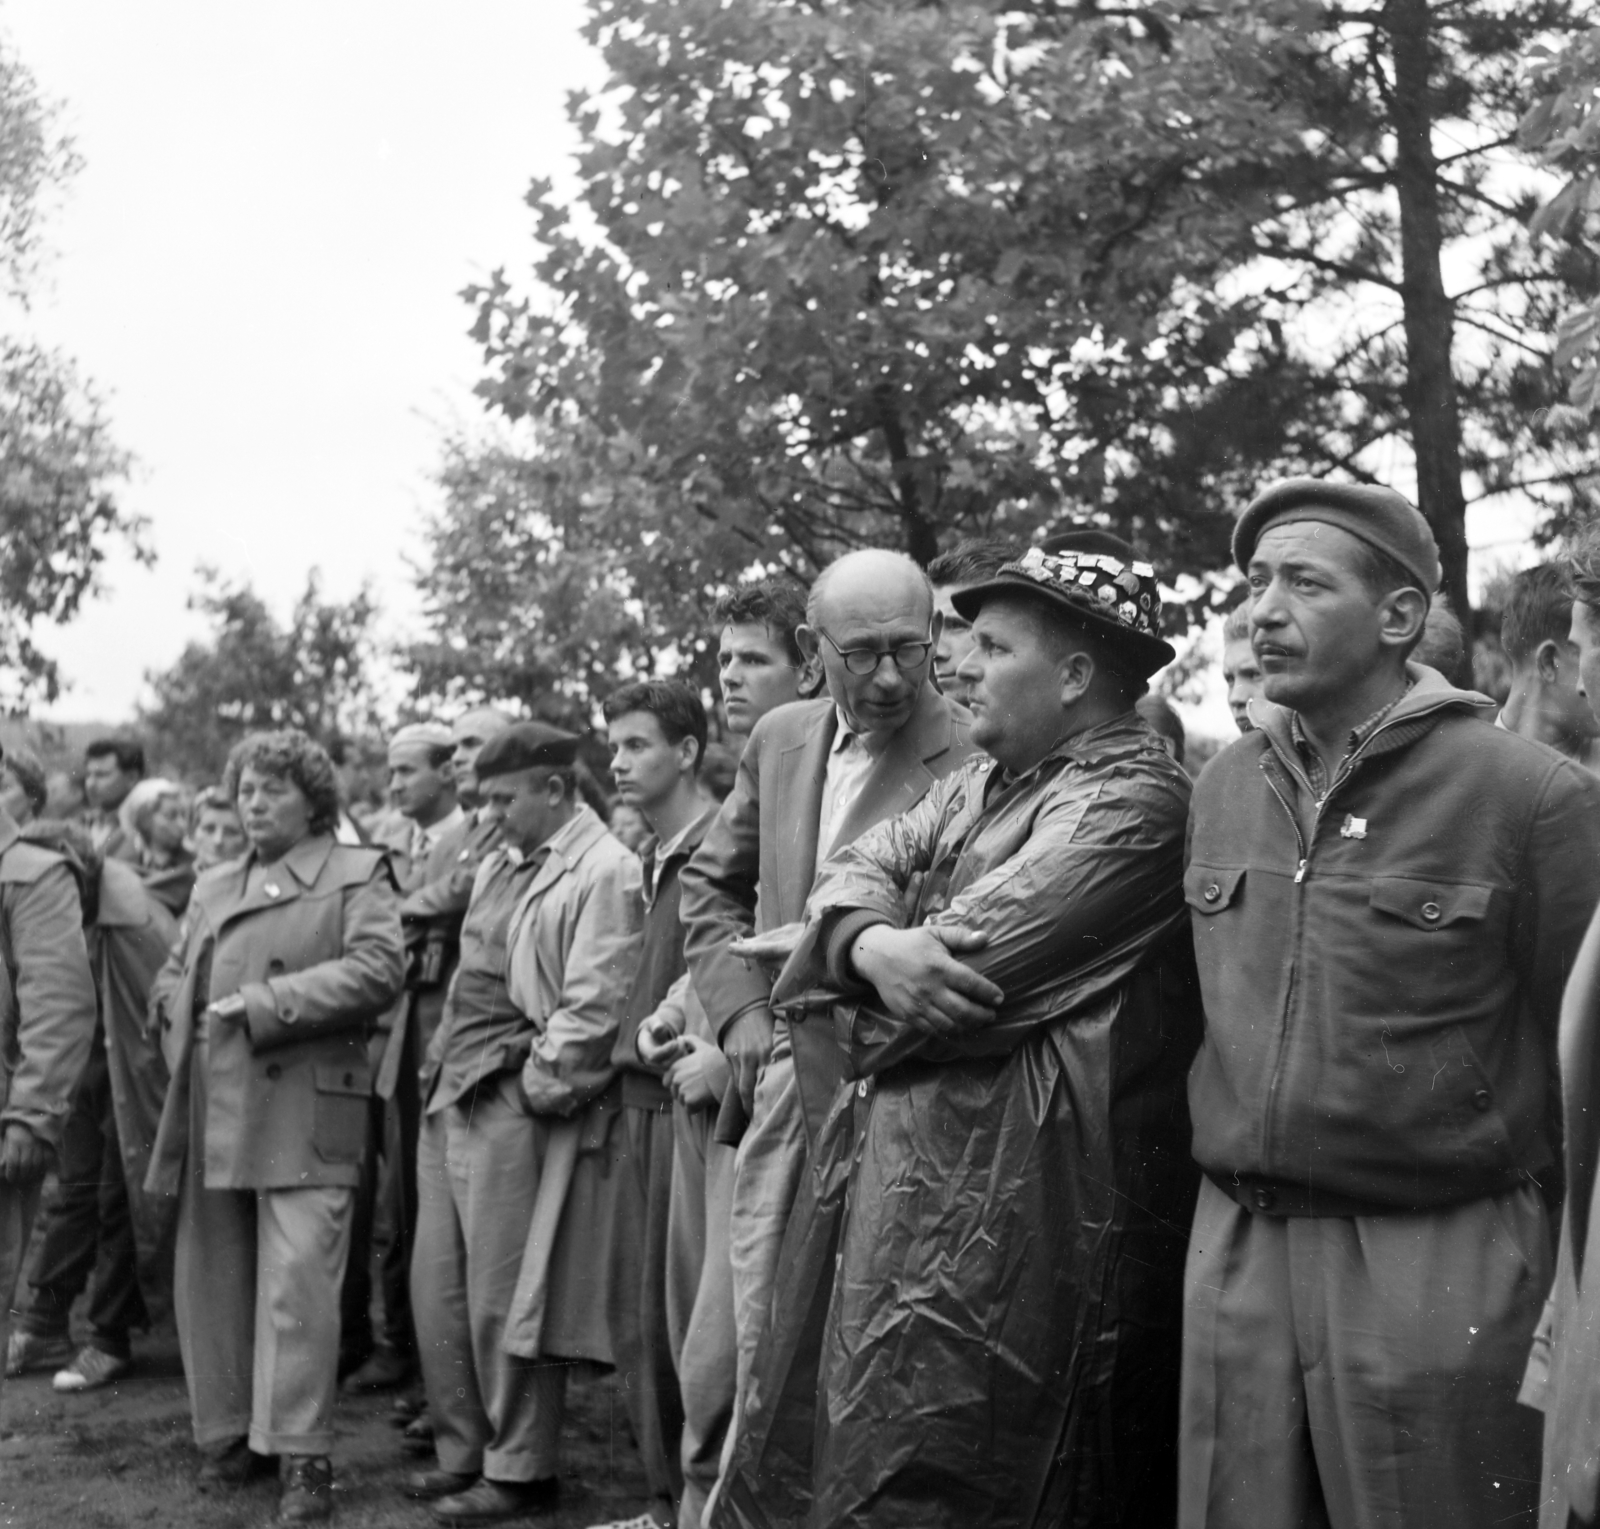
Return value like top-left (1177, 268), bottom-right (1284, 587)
top-left (1421, 901), bottom-right (1442, 923)
top-left (856, 1080), bottom-right (868, 1099)
top-left (1252, 1187), bottom-right (1276, 1212)
top-left (1473, 1088), bottom-right (1492, 1112)
top-left (1204, 883), bottom-right (1221, 903)
top-left (266, 1063), bottom-right (281, 1081)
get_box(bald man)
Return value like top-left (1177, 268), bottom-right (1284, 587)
top-left (680, 549), bottom-right (978, 1524)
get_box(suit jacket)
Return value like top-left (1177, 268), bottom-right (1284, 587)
top-left (1531, 899), bottom-right (1600, 1526)
top-left (0, 809), bottom-right (98, 1153)
top-left (145, 832), bottom-right (405, 1195)
top-left (679, 683), bottom-right (976, 1138)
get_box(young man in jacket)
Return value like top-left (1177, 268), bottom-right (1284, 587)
top-left (1180, 479), bottom-right (1600, 1529)
top-left (594, 679), bottom-right (720, 1529)
top-left (755, 547), bottom-right (1201, 1528)
top-left (407, 723), bottom-right (643, 1528)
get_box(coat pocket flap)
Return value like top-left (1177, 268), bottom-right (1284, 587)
top-left (1184, 864), bottom-right (1245, 915)
top-left (1369, 877), bottom-right (1493, 930)
top-left (312, 1063), bottom-right (371, 1096)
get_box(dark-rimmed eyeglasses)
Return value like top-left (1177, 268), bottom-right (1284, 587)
top-left (815, 628), bottom-right (933, 676)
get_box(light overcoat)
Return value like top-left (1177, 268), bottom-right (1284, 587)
top-left (145, 832), bottom-right (405, 1195)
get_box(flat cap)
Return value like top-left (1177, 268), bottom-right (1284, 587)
top-left (951, 546), bottom-right (1175, 679)
top-left (1233, 478), bottom-right (1440, 595)
top-left (474, 722), bottom-right (579, 781)
top-left (388, 721), bottom-right (454, 754)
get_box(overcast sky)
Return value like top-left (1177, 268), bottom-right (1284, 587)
top-left (3, 0), bottom-right (601, 722)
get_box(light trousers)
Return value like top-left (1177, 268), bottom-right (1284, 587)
top-left (411, 1082), bottom-right (565, 1484)
top-left (174, 1170), bottom-right (354, 1456)
top-left (667, 1103), bottom-right (737, 1529)
top-left (704, 1048), bottom-right (808, 1523)
top-left (1179, 1175), bottom-right (1549, 1529)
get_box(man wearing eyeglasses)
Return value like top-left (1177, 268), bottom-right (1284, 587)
top-left (679, 548), bottom-right (977, 1526)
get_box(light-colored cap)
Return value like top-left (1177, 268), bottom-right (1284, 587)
top-left (388, 721), bottom-right (455, 753)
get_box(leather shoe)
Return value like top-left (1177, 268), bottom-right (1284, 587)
top-left (342, 1344), bottom-right (415, 1394)
top-left (407, 1467), bottom-right (477, 1500)
top-left (198, 1437), bottom-right (278, 1491)
top-left (277, 1454), bottom-right (333, 1523)
top-left (431, 1475), bottom-right (561, 1524)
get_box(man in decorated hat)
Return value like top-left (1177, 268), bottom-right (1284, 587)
top-left (725, 545), bottom-right (1202, 1526)
top-left (407, 722), bottom-right (643, 1526)
top-left (1179, 479), bottom-right (1600, 1529)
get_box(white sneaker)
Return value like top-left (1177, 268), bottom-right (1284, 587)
top-left (52, 1345), bottom-right (130, 1392)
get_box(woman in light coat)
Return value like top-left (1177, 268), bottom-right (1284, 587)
top-left (147, 730), bottom-right (404, 1525)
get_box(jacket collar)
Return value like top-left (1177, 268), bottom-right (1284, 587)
top-left (519, 804), bottom-right (610, 902)
top-left (96, 859), bottom-right (152, 928)
top-left (0, 807), bottom-right (20, 861)
top-left (198, 831), bottom-right (338, 929)
top-left (828, 683), bottom-right (966, 850)
top-left (1252, 662), bottom-right (1494, 778)
top-left (640, 802), bottom-right (718, 903)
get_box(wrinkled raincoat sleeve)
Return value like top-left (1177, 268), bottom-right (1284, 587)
top-left (519, 850), bottom-right (644, 1116)
top-left (785, 760), bottom-right (1191, 1072)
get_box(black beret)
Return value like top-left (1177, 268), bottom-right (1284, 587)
top-left (474, 722), bottom-right (580, 781)
top-left (1233, 478), bottom-right (1441, 595)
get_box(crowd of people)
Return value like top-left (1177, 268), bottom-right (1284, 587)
top-left (4, 476), bottom-right (1600, 1528)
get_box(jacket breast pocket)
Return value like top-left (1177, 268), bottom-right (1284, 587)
top-left (312, 1063), bottom-right (371, 1164)
top-left (1368, 877), bottom-right (1493, 932)
top-left (1364, 876), bottom-right (1504, 1025)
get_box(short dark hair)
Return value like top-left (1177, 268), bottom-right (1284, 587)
top-left (1502, 562), bottom-right (1576, 667)
top-left (602, 679), bottom-right (708, 771)
top-left (1572, 522), bottom-right (1600, 613)
top-left (84, 737), bottom-right (145, 777)
top-left (926, 536), bottom-right (1017, 589)
top-left (713, 575), bottom-right (809, 667)
top-left (222, 729), bottom-right (341, 836)
top-left (1349, 539), bottom-right (1425, 603)
top-left (1136, 694), bottom-right (1186, 765)
top-left (4, 746), bottom-right (48, 817)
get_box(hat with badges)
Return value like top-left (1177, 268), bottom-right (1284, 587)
top-left (951, 545), bottom-right (1175, 679)
top-left (474, 722), bottom-right (580, 781)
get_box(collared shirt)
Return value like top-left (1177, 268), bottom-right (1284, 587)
top-left (410, 804), bottom-right (465, 867)
top-left (818, 710), bottom-right (877, 859)
top-left (1289, 680), bottom-right (1414, 799)
top-left (638, 806), bottom-right (717, 911)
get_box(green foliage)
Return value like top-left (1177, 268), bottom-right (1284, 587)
top-left (417, 0), bottom-right (1598, 705)
top-left (138, 568), bottom-right (382, 783)
top-left (0, 38), bottom-right (142, 706)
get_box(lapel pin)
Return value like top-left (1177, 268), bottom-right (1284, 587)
top-left (264, 881), bottom-right (281, 898)
top-left (1339, 815), bottom-right (1368, 840)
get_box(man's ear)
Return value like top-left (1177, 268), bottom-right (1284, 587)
top-left (1535, 638), bottom-right (1565, 685)
top-left (1059, 649), bottom-right (1096, 709)
top-left (1378, 588), bottom-right (1428, 652)
top-left (795, 625), bottom-right (821, 663)
top-left (678, 735), bottom-right (699, 776)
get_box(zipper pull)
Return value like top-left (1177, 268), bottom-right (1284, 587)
top-left (1294, 859), bottom-right (1307, 884)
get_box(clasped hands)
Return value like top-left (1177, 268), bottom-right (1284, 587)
top-left (849, 923), bottom-right (1003, 1036)
top-left (637, 1017), bottom-right (731, 1110)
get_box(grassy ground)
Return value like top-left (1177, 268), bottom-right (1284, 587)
top-left (0, 1327), bottom-right (655, 1529)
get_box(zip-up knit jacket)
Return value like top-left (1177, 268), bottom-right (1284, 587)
top-left (1187, 665), bottom-right (1600, 1213)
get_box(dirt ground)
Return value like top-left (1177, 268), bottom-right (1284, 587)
top-left (0, 1325), bottom-right (656, 1529)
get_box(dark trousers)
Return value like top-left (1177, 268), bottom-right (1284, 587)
top-left (18, 1040), bottom-right (147, 1356)
top-left (607, 1101), bottom-right (683, 1518)
top-left (340, 1019), bottom-right (419, 1364)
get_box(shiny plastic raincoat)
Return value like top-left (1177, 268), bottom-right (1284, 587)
top-left (716, 715), bottom-right (1202, 1529)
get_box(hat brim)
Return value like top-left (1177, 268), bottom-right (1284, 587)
top-left (950, 574), bottom-right (1176, 680)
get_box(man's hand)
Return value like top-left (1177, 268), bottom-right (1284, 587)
top-left (0, 1123), bottom-right (48, 1186)
top-left (637, 1014), bottom-right (687, 1067)
top-left (721, 1006), bottom-right (776, 1115)
top-left (666, 1035), bottom-right (733, 1110)
top-left (206, 993), bottom-right (247, 1024)
top-left (728, 923), bottom-right (805, 967)
top-left (849, 924), bottom-right (1003, 1036)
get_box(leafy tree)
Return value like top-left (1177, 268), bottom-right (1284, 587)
top-left (139, 568), bottom-right (383, 782)
top-left (426, 0), bottom-right (1592, 704)
top-left (0, 35), bottom-right (142, 705)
